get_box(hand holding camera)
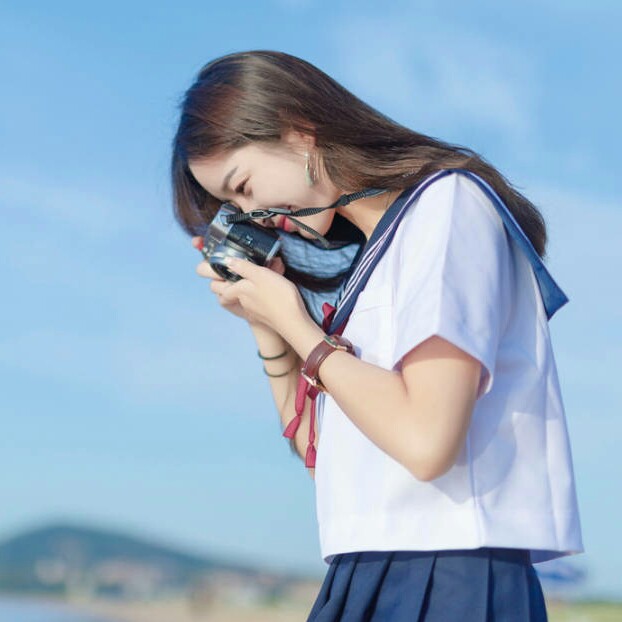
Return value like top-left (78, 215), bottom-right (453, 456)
top-left (199, 203), bottom-right (282, 282)
top-left (192, 235), bottom-right (286, 327)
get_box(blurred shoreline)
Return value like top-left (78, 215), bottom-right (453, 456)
top-left (47, 594), bottom-right (319, 622)
top-left (0, 593), bottom-right (317, 622)
top-left (8, 593), bottom-right (621, 622)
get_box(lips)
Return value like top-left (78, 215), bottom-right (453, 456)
top-left (284, 217), bottom-right (295, 233)
top-left (275, 211), bottom-right (296, 233)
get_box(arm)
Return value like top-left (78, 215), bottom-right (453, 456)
top-left (219, 257), bottom-right (482, 482)
top-left (279, 318), bottom-right (481, 481)
top-left (249, 322), bottom-right (316, 472)
top-left (192, 241), bottom-right (314, 470)
top-left (217, 174), bottom-right (507, 481)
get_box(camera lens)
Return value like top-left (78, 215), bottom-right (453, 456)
top-left (212, 263), bottom-right (242, 282)
top-left (210, 248), bottom-right (247, 282)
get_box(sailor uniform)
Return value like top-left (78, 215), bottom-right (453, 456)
top-left (302, 170), bottom-right (583, 621)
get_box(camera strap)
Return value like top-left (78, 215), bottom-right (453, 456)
top-left (222, 188), bottom-right (388, 248)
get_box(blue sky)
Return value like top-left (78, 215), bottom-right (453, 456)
top-left (1, 0), bottom-right (620, 600)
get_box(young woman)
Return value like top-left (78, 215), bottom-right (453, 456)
top-left (171, 50), bottom-right (583, 621)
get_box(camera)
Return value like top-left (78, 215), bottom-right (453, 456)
top-left (200, 203), bottom-right (282, 282)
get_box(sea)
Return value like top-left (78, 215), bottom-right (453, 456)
top-left (0, 596), bottom-right (119, 622)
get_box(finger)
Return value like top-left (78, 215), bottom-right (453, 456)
top-left (210, 279), bottom-right (231, 295)
top-left (224, 257), bottom-right (262, 280)
top-left (192, 236), bottom-right (204, 250)
top-left (196, 261), bottom-right (223, 280)
top-left (268, 256), bottom-right (286, 276)
top-left (219, 284), bottom-right (244, 306)
top-left (215, 292), bottom-right (234, 309)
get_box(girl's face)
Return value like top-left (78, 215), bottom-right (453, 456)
top-left (188, 132), bottom-right (343, 240)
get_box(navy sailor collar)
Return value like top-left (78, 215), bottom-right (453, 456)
top-left (326, 168), bottom-right (569, 334)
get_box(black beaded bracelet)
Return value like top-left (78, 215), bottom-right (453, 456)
top-left (257, 347), bottom-right (289, 360)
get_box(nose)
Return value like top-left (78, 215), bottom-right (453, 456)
top-left (237, 196), bottom-right (260, 214)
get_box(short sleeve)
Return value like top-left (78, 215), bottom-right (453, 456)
top-left (391, 172), bottom-right (513, 399)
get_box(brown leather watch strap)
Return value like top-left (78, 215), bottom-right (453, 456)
top-left (301, 334), bottom-right (355, 392)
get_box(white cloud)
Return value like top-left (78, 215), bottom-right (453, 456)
top-left (528, 183), bottom-right (621, 276)
top-left (329, 15), bottom-right (536, 142)
top-left (525, 182), bottom-right (622, 416)
top-left (0, 317), bottom-right (260, 411)
top-left (0, 174), bottom-right (162, 239)
top-left (0, 175), bottom-right (259, 412)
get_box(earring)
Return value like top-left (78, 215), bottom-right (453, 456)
top-left (305, 151), bottom-right (317, 186)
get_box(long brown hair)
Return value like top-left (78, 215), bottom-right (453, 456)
top-left (171, 50), bottom-right (548, 292)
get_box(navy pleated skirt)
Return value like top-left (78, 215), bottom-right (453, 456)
top-left (307, 547), bottom-right (548, 621)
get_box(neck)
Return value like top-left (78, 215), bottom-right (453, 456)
top-left (336, 188), bottom-right (405, 241)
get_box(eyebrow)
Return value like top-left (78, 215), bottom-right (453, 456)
top-left (221, 166), bottom-right (238, 193)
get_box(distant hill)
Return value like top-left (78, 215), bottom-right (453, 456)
top-left (0, 522), bottom-right (301, 600)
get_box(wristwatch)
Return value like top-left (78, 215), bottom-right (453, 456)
top-left (301, 334), bottom-right (355, 392)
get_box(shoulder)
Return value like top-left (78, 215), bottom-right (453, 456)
top-left (387, 171), bottom-right (513, 298)
top-left (391, 171), bottom-right (509, 267)
top-left (404, 171), bottom-right (504, 232)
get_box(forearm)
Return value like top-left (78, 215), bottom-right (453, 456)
top-left (279, 319), bottom-right (432, 479)
top-left (249, 323), bottom-right (310, 463)
top-left (214, 258), bottom-right (468, 481)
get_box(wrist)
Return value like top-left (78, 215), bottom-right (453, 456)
top-left (249, 322), bottom-right (288, 349)
top-left (301, 334), bottom-right (355, 392)
top-left (250, 324), bottom-right (296, 374)
top-left (280, 316), bottom-right (326, 361)
top-left (249, 321), bottom-right (277, 336)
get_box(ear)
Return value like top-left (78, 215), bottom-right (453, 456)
top-left (281, 129), bottom-right (316, 153)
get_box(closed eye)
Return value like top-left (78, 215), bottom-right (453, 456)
top-left (235, 179), bottom-right (249, 195)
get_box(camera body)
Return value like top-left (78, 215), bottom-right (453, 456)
top-left (200, 203), bottom-right (282, 281)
